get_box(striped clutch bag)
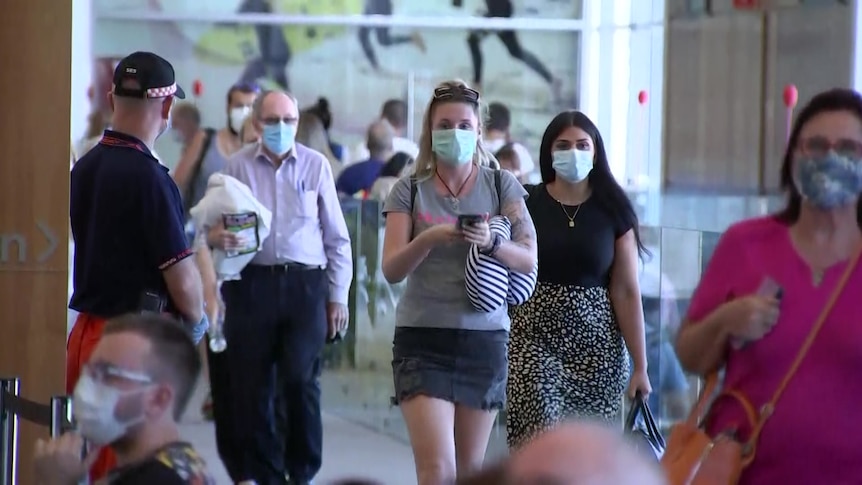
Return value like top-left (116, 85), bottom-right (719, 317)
top-left (465, 216), bottom-right (538, 313)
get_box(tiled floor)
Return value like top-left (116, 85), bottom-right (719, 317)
top-left (181, 384), bottom-right (417, 484)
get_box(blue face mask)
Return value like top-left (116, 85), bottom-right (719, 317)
top-left (432, 129), bottom-right (477, 166)
top-left (262, 122), bottom-right (296, 156)
top-left (552, 149), bottom-right (593, 183)
top-left (794, 151), bottom-right (862, 209)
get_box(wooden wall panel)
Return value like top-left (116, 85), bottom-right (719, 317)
top-left (0, 1), bottom-right (72, 484)
top-left (664, 14), bottom-right (765, 192)
top-left (663, 3), bottom-right (855, 194)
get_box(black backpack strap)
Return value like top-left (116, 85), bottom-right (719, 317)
top-left (495, 169), bottom-right (503, 214)
top-left (409, 176), bottom-right (417, 213)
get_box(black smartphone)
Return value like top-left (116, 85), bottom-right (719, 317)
top-left (457, 214), bottom-right (484, 230)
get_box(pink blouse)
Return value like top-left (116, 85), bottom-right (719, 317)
top-left (687, 216), bottom-right (862, 484)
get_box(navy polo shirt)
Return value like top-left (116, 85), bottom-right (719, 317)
top-left (69, 130), bottom-right (192, 318)
top-left (335, 158), bottom-right (385, 196)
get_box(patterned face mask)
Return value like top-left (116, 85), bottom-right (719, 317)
top-left (793, 151), bottom-right (862, 209)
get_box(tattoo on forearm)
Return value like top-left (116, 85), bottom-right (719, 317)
top-left (503, 199), bottom-right (537, 250)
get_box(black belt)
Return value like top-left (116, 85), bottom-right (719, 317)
top-left (249, 262), bottom-right (325, 273)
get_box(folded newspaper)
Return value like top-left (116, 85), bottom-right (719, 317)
top-left (189, 174), bottom-right (273, 280)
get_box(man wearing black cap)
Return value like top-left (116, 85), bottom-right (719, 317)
top-left (68, 51), bottom-right (207, 482)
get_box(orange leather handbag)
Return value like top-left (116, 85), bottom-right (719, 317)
top-left (660, 249), bottom-right (861, 485)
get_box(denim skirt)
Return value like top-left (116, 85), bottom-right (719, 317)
top-left (392, 327), bottom-right (508, 411)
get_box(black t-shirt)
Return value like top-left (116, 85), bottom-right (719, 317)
top-left (69, 130), bottom-right (192, 318)
top-left (526, 184), bottom-right (631, 287)
top-left (99, 442), bottom-right (214, 485)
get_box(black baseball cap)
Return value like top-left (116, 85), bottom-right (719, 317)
top-left (112, 51), bottom-right (186, 99)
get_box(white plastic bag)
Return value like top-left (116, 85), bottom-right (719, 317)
top-left (189, 173), bottom-right (273, 280)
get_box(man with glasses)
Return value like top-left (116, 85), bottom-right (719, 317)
top-left (34, 313), bottom-right (214, 484)
top-left (206, 89), bottom-right (352, 485)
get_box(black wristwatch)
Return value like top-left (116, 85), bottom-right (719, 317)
top-left (480, 234), bottom-right (503, 256)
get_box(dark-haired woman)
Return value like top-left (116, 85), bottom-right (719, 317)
top-left (506, 111), bottom-right (651, 448)
top-left (305, 97), bottom-right (348, 164)
top-left (675, 89), bottom-right (862, 484)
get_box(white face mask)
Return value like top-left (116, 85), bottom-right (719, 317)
top-left (485, 137), bottom-right (506, 153)
top-left (229, 106), bottom-right (252, 133)
top-left (73, 374), bottom-right (150, 446)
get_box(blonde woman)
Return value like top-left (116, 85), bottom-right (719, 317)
top-left (381, 80), bottom-right (537, 485)
top-left (297, 110), bottom-right (344, 177)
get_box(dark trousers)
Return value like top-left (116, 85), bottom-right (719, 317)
top-left (207, 345), bottom-right (240, 479)
top-left (221, 265), bottom-right (328, 484)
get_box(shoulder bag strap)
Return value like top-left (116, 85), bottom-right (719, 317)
top-left (495, 169), bottom-right (502, 215)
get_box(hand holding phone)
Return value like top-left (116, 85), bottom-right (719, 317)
top-left (457, 214), bottom-right (484, 230)
top-left (730, 277), bottom-right (783, 349)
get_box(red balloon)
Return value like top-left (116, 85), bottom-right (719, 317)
top-left (192, 79), bottom-right (203, 97)
top-left (637, 90), bottom-right (648, 106)
top-left (783, 84), bottom-right (798, 108)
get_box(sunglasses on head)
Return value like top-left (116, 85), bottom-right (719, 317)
top-left (433, 85), bottom-right (480, 104)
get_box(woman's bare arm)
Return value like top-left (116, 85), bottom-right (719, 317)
top-left (609, 230), bottom-right (648, 372)
top-left (381, 212), bottom-right (436, 284)
top-left (494, 197), bottom-right (538, 274)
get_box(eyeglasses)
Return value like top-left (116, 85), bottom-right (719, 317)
top-left (83, 362), bottom-right (152, 385)
top-left (799, 136), bottom-right (862, 159)
top-left (433, 85), bottom-right (480, 104)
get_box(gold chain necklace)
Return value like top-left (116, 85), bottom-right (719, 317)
top-left (559, 202), bottom-right (581, 228)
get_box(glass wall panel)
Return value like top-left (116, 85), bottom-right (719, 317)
top-left (93, 19), bottom-right (580, 173)
top-left (94, 0), bottom-right (583, 20)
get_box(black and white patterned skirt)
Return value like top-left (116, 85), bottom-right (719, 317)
top-left (506, 282), bottom-right (629, 449)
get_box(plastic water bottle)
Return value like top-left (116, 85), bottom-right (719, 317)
top-left (208, 324), bottom-right (227, 353)
top-left (208, 280), bottom-right (228, 353)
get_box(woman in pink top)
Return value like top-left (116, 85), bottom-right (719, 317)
top-left (675, 88), bottom-right (862, 484)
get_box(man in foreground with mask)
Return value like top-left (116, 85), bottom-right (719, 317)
top-left (207, 89), bottom-right (352, 485)
top-left (34, 313), bottom-right (214, 484)
top-left (458, 421), bottom-right (667, 485)
top-left (69, 51), bottom-right (208, 481)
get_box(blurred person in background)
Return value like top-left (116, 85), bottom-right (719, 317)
top-left (370, 152), bottom-right (415, 201)
top-left (457, 0), bottom-right (561, 101)
top-left (172, 82), bottom-right (259, 223)
top-left (239, 114), bottom-right (260, 145)
top-left (170, 102), bottom-right (202, 150)
top-left (507, 111), bottom-right (650, 449)
top-left (495, 143), bottom-right (525, 184)
top-left (336, 119), bottom-right (395, 197)
top-left (297, 109), bottom-right (344, 177)
top-left (73, 110), bottom-right (111, 161)
top-left (674, 88), bottom-right (862, 484)
top-left (639, 256), bottom-right (689, 422)
top-left (353, 99), bottom-right (419, 163)
top-left (237, 0), bottom-right (292, 90)
top-left (382, 80), bottom-right (536, 485)
top-left (305, 97), bottom-right (349, 165)
top-left (484, 102), bottom-right (535, 181)
top-left (358, 0), bottom-right (426, 75)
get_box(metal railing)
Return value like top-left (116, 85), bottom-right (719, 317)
top-left (1, 377), bottom-right (73, 485)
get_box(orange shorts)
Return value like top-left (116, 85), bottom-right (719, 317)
top-left (66, 312), bottom-right (116, 482)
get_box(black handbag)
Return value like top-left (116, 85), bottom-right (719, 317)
top-left (625, 391), bottom-right (666, 461)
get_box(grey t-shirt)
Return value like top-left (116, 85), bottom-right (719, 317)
top-left (382, 166), bottom-right (527, 331)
